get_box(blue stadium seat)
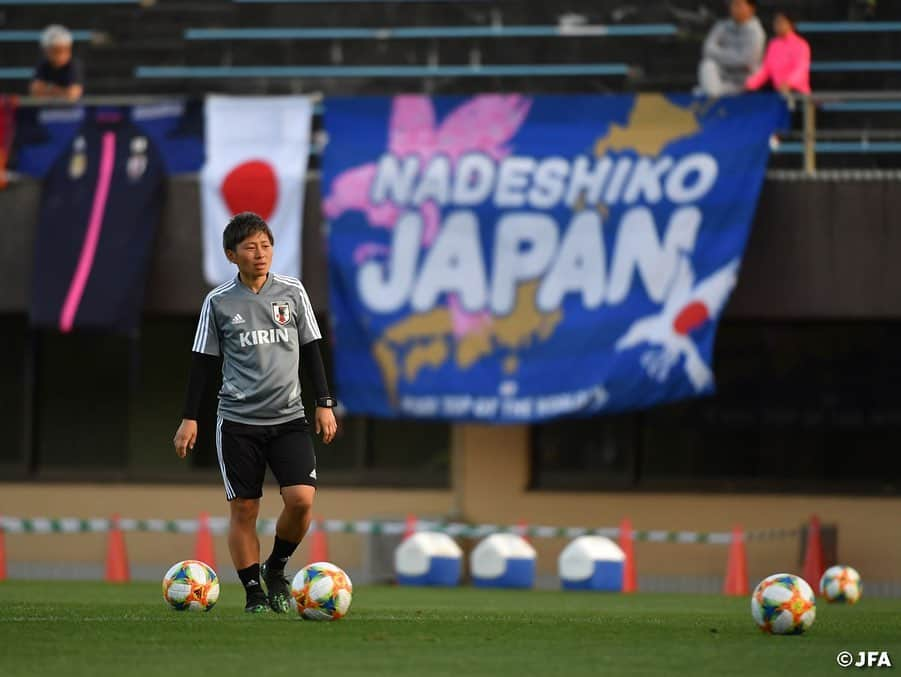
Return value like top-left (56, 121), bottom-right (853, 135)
top-left (0, 67), bottom-right (32, 78)
top-left (812, 61), bottom-right (901, 72)
top-left (0, 0), bottom-right (138, 4)
top-left (775, 141), bottom-right (901, 154)
top-left (0, 30), bottom-right (93, 41)
top-left (796, 21), bottom-right (901, 33)
top-left (820, 101), bottom-right (901, 112)
top-left (135, 63), bottom-right (630, 79)
top-left (233, 0), bottom-right (495, 3)
top-left (184, 24), bottom-right (678, 41)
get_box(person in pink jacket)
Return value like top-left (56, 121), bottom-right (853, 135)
top-left (746, 11), bottom-right (811, 94)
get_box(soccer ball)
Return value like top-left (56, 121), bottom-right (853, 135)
top-left (162, 560), bottom-right (220, 612)
top-left (820, 565), bottom-right (862, 604)
top-left (290, 561), bottom-right (353, 621)
top-left (751, 573), bottom-right (816, 635)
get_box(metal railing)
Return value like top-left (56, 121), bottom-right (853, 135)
top-left (775, 91), bottom-right (901, 173)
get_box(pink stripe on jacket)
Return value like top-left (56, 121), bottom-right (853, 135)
top-left (746, 31), bottom-right (811, 94)
top-left (59, 131), bottom-right (116, 333)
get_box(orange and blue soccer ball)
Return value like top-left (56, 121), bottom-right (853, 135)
top-left (820, 565), bottom-right (862, 604)
top-left (751, 573), bottom-right (816, 635)
top-left (290, 561), bottom-right (353, 621)
top-left (162, 560), bottom-right (220, 612)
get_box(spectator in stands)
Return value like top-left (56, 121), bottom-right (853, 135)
top-left (30, 25), bottom-right (84, 101)
top-left (745, 11), bottom-right (811, 95)
top-left (697, 0), bottom-right (766, 97)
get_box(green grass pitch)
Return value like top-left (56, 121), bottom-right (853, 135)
top-left (1, 581), bottom-right (899, 676)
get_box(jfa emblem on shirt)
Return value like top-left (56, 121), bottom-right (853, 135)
top-left (271, 301), bottom-right (291, 326)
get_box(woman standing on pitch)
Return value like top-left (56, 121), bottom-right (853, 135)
top-left (173, 211), bottom-right (338, 613)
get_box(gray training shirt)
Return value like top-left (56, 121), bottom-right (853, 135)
top-left (192, 273), bottom-right (321, 425)
top-left (703, 16), bottom-right (765, 88)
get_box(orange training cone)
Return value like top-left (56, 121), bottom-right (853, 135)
top-left (308, 518), bottom-right (329, 564)
top-left (0, 515), bottom-right (7, 581)
top-left (105, 514), bottom-right (129, 583)
top-left (802, 514), bottom-right (825, 587)
top-left (194, 512), bottom-right (216, 570)
top-left (403, 514), bottom-right (417, 541)
top-left (517, 519), bottom-right (530, 543)
top-left (723, 525), bottom-right (749, 595)
top-left (619, 517), bottom-right (637, 593)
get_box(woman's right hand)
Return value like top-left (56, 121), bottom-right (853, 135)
top-left (173, 419), bottom-right (198, 459)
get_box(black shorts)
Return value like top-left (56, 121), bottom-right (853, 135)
top-left (216, 416), bottom-right (317, 501)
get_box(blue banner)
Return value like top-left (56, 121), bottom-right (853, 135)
top-left (324, 94), bottom-right (787, 422)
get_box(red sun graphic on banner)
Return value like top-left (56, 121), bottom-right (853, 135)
top-left (672, 301), bottom-right (710, 336)
top-left (220, 160), bottom-right (278, 220)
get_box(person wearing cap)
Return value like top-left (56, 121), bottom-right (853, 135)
top-left (30, 25), bottom-right (84, 101)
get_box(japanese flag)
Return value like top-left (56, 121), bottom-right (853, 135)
top-left (201, 96), bottom-right (312, 285)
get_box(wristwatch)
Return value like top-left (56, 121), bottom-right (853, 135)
top-left (316, 397), bottom-right (337, 408)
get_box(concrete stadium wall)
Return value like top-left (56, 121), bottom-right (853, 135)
top-left (451, 426), bottom-right (901, 587)
top-left (0, 483), bottom-right (453, 583)
top-left (3, 426), bottom-right (899, 587)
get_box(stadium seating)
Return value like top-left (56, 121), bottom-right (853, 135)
top-left (821, 100), bottom-right (901, 111)
top-left (183, 24), bottom-right (679, 40)
top-left (0, 0), bottom-right (139, 4)
top-left (2, 0), bottom-right (901, 166)
top-left (0, 29), bottom-right (92, 40)
top-left (796, 20), bottom-right (901, 32)
top-left (1, 0), bottom-right (899, 95)
top-left (814, 60), bottom-right (901, 72)
top-left (134, 63), bottom-right (631, 79)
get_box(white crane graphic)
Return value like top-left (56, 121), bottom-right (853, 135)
top-left (615, 255), bottom-right (739, 391)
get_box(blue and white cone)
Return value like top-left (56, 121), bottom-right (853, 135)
top-left (471, 533), bottom-right (536, 589)
top-left (559, 536), bottom-right (625, 591)
top-left (394, 531), bottom-right (463, 586)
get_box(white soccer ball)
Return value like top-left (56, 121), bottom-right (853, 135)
top-left (162, 560), bottom-right (220, 611)
top-left (751, 573), bottom-right (816, 635)
top-left (820, 565), bottom-right (862, 604)
top-left (290, 561), bottom-right (353, 621)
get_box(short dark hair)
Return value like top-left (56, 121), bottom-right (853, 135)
top-left (774, 9), bottom-right (795, 26)
top-left (223, 212), bottom-right (274, 252)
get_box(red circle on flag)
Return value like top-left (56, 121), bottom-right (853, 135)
top-left (673, 301), bottom-right (710, 335)
top-left (221, 160), bottom-right (278, 221)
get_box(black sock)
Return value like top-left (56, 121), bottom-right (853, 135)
top-left (266, 536), bottom-right (300, 572)
top-left (237, 563), bottom-right (264, 599)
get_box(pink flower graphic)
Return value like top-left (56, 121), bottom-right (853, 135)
top-left (325, 95), bottom-right (532, 336)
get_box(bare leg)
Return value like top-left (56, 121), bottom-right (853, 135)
top-left (275, 484), bottom-right (315, 543)
top-left (228, 498), bottom-right (261, 569)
